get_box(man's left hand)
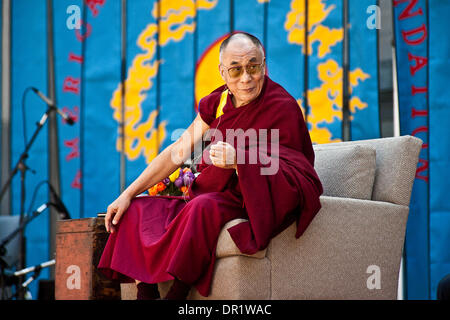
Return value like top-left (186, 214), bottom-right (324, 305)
top-left (209, 141), bottom-right (237, 170)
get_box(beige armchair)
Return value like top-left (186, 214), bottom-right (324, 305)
top-left (122, 135), bottom-right (422, 300)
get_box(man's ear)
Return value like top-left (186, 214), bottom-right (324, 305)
top-left (262, 58), bottom-right (267, 76)
top-left (219, 64), bottom-right (226, 81)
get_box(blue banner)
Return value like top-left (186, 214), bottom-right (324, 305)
top-left (53, 0), bottom-right (83, 220)
top-left (234, 0), bottom-right (266, 42)
top-left (82, 0), bottom-right (121, 216)
top-left (195, 0), bottom-right (229, 111)
top-left (159, 0), bottom-right (196, 151)
top-left (428, 0), bottom-right (450, 300)
top-left (266, 0), bottom-right (305, 113)
top-left (115, 0), bottom-right (161, 190)
top-left (349, 0), bottom-right (380, 140)
top-left (267, 0), bottom-right (380, 145)
top-left (11, 0), bottom-right (49, 297)
top-left (395, 0), bottom-right (430, 300)
top-left (307, 0), bottom-right (344, 143)
top-left (394, 0), bottom-right (450, 299)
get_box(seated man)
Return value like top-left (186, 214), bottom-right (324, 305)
top-left (97, 32), bottom-right (323, 300)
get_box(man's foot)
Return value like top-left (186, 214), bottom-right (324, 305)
top-left (136, 282), bottom-right (160, 300)
top-left (164, 278), bottom-right (191, 300)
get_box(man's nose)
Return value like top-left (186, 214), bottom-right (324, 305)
top-left (240, 69), bottom-right (252, 82)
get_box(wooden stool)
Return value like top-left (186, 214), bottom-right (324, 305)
top-left (55, 217), bottom-right (120, 300)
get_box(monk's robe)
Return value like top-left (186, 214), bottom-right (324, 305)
top-left (97, 76), bottom-right (323, 297)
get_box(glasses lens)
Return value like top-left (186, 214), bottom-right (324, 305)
top-left (228, 66), bottom-right (242, 78)
top-left (247, 64), bottom-right (262, 75)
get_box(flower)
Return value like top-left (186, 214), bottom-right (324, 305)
top-left (169, 169), bottom-right (180, 182)
top-left (156, 182), bottom-right (166, 192)
top-left (148, 167), bottom-right (197, 196)
top-left (148, 184), bottom-right (158, 196)
top-left (174, 177), bottom-right (183, 188)
top-left (183, 171), bottom-right (195, 186)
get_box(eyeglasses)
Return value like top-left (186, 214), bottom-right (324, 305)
top-left (222, 62), bottom-right (265, 79)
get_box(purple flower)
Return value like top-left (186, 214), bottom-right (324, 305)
top-left (162, 177), bottom-right (170, 186)
top-left (183, 171), bottom-right (195, 186)
top-left (174, 177), bottom-right (183, 188)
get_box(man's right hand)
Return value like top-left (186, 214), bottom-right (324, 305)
top-left (105, 194), bottom-right (132, 233)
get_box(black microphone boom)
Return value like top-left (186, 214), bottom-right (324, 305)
top-left (48, 184), bottom-right (71, 220)
top-left (31, 87), bottom-right (75, 125)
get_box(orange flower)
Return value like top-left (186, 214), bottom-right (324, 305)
top-left (148, 185), bottom-right (158, 196)
top-left (183, 167), bottom-right (190, 174)
top-left (180, 186), bottom-right (188, 194)
top-left (156, 182), bottom-right (166, 192)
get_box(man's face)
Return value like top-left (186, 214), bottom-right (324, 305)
top-left (219, 39), bottom-right (265, 107)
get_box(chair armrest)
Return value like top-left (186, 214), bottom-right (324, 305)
top-left (268, 195), bottom-right (410, 299)
top-left (216, 218), bottom-right (267, 259)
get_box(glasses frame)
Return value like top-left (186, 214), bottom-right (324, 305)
top-left (221, 61), bottom-right (265, 79)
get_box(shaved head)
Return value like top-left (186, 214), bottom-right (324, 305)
top-left (219, 32), bottom-right (265, 63)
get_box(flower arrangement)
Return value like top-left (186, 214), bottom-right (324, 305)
top-left (148, 166), bottom-right (196, 196)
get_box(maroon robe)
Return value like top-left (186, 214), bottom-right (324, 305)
top-left (97, 76), bottom-right (323, 297)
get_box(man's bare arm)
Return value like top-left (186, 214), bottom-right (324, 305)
top-left (105, 114), bottom-right (209, 232)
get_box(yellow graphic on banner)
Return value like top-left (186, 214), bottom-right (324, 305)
top-left (285, 0), bottom-right (343, 58)
top-left (298, 60), bottom-right (369, 144)
top-left (154, 0), bottom-right (217, 45)
top-left (285, 0), bottom-right (370, 144)
top-left (111, 24), bottom-right (164, 162)
top-left (110, 0), bottom-right (218, 164)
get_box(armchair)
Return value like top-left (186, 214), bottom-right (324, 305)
top-left (122, 135), bottom-right (422, 300)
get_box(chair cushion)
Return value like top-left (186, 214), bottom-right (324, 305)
top-left (313, 144), bottom-right (376, 200)
top-left (216, 219), bottom-right (266, 259)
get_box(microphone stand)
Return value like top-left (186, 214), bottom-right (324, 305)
top-left (0, 202), bottom-right (51, 300)
top-left (0, 105), bottom-right (55, 300)
top-left (10, 259), bottom-right (56, 300)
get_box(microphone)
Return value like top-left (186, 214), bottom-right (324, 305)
top-left (31, 87), bottom-right (75, 125)
top-left (48, 184), bottom-right (71, 220)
